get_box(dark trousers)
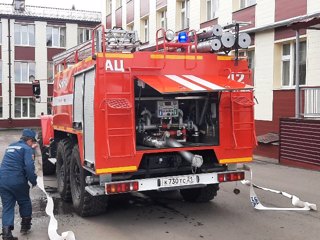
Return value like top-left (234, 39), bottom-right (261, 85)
top-left (0, 175), bottom-right (32, 228)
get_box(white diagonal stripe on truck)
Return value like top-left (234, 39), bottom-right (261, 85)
top-left (165, 75), bottom-right (206, 91)
top-left (183, 75), bottom-right (224, 90)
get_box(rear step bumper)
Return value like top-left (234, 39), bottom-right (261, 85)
top-left (85, 170), bottom-right (245, 196)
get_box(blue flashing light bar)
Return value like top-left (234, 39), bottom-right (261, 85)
top-left (178, 32), bottom-right (188, 43)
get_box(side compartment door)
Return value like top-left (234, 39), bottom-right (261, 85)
top-left (83, 68), bottom-right (96, 165)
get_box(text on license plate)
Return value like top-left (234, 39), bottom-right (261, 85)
top-left (158, 175), bottom-right (198, 188)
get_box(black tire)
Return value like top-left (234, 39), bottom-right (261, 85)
top-left (56, 138), bottom-right (73, 202)
top-left (70, 145), bottom-right (107, 217)
top-left (38, 132), bottom-right (56, 175)
top-left (180, 184), bottom-right (220, 203)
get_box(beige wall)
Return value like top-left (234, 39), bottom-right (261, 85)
top-left (255, 0), bottom-right (275, 27)
top-left (307, 0), bottom-right (320, 12)
top-left (35, 21), bottom-right (48, 115)
top-left (254, 30), bottom-right (275, 121)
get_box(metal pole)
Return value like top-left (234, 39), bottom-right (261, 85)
top-left (8, 18), bottom-right (12, 122)
top-left (295, 30), bottom-right (300, 118)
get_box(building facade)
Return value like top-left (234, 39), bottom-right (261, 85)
top-left (0, 0), bottom-right (101, 128)
top-left (103, 0), bottom-right (320, 158)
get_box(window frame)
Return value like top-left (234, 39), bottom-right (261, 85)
top-left (180, 0), bottom-right (190, 30)
top-left (281, 41), bottom-right (307, 88)
top-left (14, 23), bottom-right (35, 46)
top-left (144, 18), bottom-right (149, 43)
top-left (0, 97), bottom-right (3, 119)
top-left (160, 9), bottom-right (167, 29)
top-left (14, 97), bottom-right (36, 119)
top-left (14, 61), bottom-right (36, 84)
top-left (78, 27), bottom-right (92, 44)
top-left (240, 0), bottom-right (256, 9)
top-left (106, 0), bottom-right (112, 15)
top-left (206, 0), bottom-right (219, 21)
top-left (46, 25), bottom-right (66, 48)
top-left (0, 22), bottom-right (2, 45)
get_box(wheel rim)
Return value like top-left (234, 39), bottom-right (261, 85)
top-left (72, 160), bottom-right (81, 200)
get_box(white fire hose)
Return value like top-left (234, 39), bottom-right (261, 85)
top-left (34, 145), bottom-right (76, 240)
top-left (241, 164), bottom-right (317, 211)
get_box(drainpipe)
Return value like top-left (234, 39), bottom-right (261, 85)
top-left (295, 30), bottom-right (300, 119)
top-left (8, 18), bottom-right (13, 122)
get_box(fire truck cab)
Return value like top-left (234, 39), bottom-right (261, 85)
top-left (37, 24), bottom-right (256, 217)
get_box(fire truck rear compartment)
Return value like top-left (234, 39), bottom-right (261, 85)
top-left (134, 80), bottom-right (219, 150)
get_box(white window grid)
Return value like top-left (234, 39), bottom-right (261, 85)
top-left (78, 28), bottom-right (92, 44)
top-left (47, 97), bottom-right (53, 115)
top-left (14, 97), bottom-right (36, 118)
top-left (0, 60), bottom-right (2, 83)
top-left (281, 42), bottom-right (306, 88)
top-left (181, 0), bottom-right (190, 30)
top-left (116, 0), bottom-right (122, 9)
top-left (0, 97), bottom-right (3, 118)
top-left (47, 62), bottom-right (54, 83)
top-left (207, 0), bottom-right (219, 21)
top-left (107, 0), bottom-right (112, 15)
top-left (144, 18), bottom-right (149, 42)
top-left (240, 0), bottom-right (256, 9)
top-left (160, 9), bottom-right (167, 29)
top-left (0, 22), bottom-right (2, 45)
top-left (14, 61), bottom-right (35, 83)
top-left (14, 23), bottom-right (35, 46)
top-left (46, 26), bottom-right (66, 48)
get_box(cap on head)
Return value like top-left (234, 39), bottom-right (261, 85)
top-left (22, 129), bottom-right (37, 142)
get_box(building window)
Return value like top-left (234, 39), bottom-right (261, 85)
top-left (14, 23), bottom-right (35, 46)
top-left (47, 97), bottom-right (53, 115)
top-left (14, 97), bottom-right (36, 118)
top-left (181, 0), bottom-right (190, 29)
top-left (0, 22), bottom-right (2, 44)
top-left (0, 60), bottom-right (2, 83)
top-left (144, 18), bottom-right (149, 42)
top-left (116, 0), bottom-right (122, 9)
top-left (207, 0), bottom-right (219, 20)
top-left (107, 0), bottom-right (112, 15)
top-left (78, 28), bottom-right (92, 44)
top-left (47, 62), bottom-right (54, 83)
top-left (281, 42), bottom-right (306, 87)
top-left (14, 62), bottom-right (35, 83)
top-left (127, 23), bottom-right (134, 31)
top-left (0, 97), bottom-right (3, 118)
top-left (46, 26), bottom-right (66, 47)
top-left (159, 9), bottom-right (167, 29)
top-left (240, 0), bottom-right (256, 9)
top-left (239, 50), bottom-right (255, 85)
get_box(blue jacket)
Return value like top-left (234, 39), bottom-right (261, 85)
top-left (0, 140), bottom-right (37, 186)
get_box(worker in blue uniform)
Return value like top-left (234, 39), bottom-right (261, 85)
top-left (0, 129), bottom-right (38, 240)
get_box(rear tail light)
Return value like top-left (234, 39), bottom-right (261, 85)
top-left (106, 181), bottom-right (139, 194)
top-left (217, 171), bottom-right (245, 183)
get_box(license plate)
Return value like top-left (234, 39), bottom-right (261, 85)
top-left (159, 175), bottom-right (198, 188)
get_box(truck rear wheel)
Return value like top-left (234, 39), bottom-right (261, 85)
top-left (56, 138), bottom-right (73, 202)
top-left (70, 145), bottom-right (107, 217)
top-left (180, 184), bottom-right (220, 202)
top-left (37, 132), bottom-right (55, 175)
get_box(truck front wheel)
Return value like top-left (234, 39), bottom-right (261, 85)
top-left (70, 145), bottom-right (107, 217)
top-left (180, 184), bottom-right (220, 202)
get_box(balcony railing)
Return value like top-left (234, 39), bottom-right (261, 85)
top-left (301, 87), bottom-right (320, 118)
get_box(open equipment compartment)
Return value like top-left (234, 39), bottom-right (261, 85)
top-left (134, 79), bottom-right (220, 150)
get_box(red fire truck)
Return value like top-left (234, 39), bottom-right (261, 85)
top-left (35, 24), bottom-right (256, 216)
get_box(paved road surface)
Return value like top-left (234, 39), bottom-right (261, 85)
top-left (0, 130), bottom-right (319, 240)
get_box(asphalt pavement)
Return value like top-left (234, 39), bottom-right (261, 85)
top-left (0, 129), bottom-right (319, 240)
